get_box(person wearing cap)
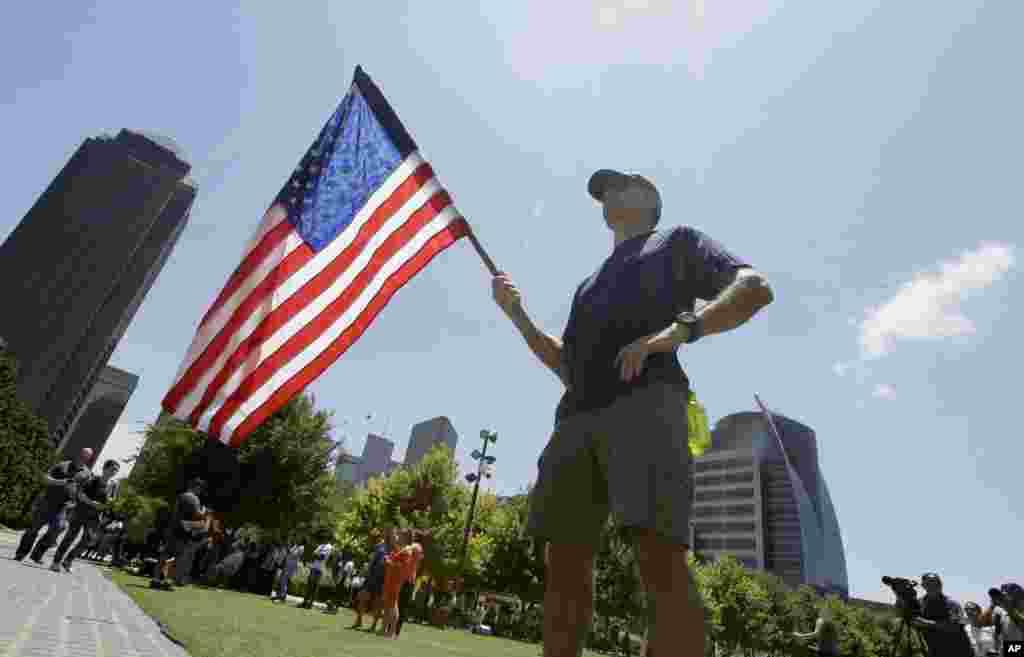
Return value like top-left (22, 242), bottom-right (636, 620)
top-left (492, 169), bottom-right (773, 657)
top-left (912, 573), bottom-right (974, 657)
top-left (50, 458), bottom-right (120, 573)
top-left (978, 584), bottom-right (1024, 655)
top-left (150, 477), bottom-right (209, 590)
top-left (15, 447), bottom-right (95, 563)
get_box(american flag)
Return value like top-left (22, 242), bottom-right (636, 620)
top-left (162, 66), bottom-right (469, 446)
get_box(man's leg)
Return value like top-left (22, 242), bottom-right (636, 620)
top-left (526, 415), bottom-right (607, 657)
top-left (173, 539), bottom-right (199, 586)
top-left (15, 503), bottom-right (51, 561)
top-left (62, 517), bottom-right (99, 570)
top-left (597, 384), bottom-right (704, 657)
top-left (53, 516), bottom-right (85, 566)
top-left (633, 530), bottom-right (703, 657)
top-left (545, 543), bottom-right (596, 657)
top-left (32, 508), bottom-right (68, 562)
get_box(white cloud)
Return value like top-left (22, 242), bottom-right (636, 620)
top-left (872, 384), bottom-right (896, 400)
top-left (857, 243), bottom-right (1014, 359)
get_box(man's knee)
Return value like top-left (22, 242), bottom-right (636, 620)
top-left (632, 529), bottom-right (701, 606)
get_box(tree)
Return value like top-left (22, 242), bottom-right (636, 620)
top-left (125, 394), bottom-right (339, 542)
top-left (479, 491), bottom-right (545, 607)
top-left (0, 348), bottom-right (55, 527)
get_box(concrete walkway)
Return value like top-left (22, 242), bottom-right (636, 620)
top-left (0, 529), bottom-right (192, 657)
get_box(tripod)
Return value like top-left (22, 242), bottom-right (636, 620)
top-left (886, 613), bottom-right (930, 657)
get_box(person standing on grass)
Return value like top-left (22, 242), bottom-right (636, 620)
top-left (352, 530), bottom-right (391, 630)
top-left (379, 529), bottom-right (412, 636)
top-left (493, 169), bottom-right (773, 657)
top-left (150, 478), bottom-right (210, 590)
top-left (272, 541), bottom-right (304, 602)
top-left (300, 540), bottom-right (333, 609)
top-left (394, 529), bottom-right (425, 638)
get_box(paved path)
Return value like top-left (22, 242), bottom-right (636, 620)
top-left (0, 530), bottom-right (191, 657)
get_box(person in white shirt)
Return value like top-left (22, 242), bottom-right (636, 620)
top-left (964, 602), bottom-right (998, 657)
top-left (300, 542), bottom-right (334, 609)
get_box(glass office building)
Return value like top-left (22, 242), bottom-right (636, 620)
top-left (692, 410), bottom-right (849, 597)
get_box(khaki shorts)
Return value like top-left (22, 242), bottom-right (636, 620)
top-left (526, 383), bottom-right (693, 548)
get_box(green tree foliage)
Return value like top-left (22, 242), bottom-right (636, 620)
top-left (334, 444), bottom-right (500, 589)
top-left (124, 394), bottom-right (338, 542)
top-left (479, 491), bottom-right (545, 606)
top-left (0, 349), bottom-right (55, 527)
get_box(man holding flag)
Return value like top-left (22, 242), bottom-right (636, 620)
top-left (493, 171), bottom-right (773, 657)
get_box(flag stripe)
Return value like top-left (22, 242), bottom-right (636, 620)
top-left (205, 192), bottom-right (456, 439)
top-left (165, 238), bottom-right (312, 412)
top-left (168, 154), bottom-right (428, 403)
top-left (186, 168), bottom-right (441, 428)
top-left (200, 218), bottom-right (293, 328)
top-left (227, 216), bottom-right (470, 445)
top-left (164, 154), bottom-right (429, 416)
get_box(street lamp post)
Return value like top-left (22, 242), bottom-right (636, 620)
top-left (459, 429), bottom-right (497, 574)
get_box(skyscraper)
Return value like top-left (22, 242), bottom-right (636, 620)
top-left (404, 416), bottom-right (458, 467)
top-left (0, 130), bottom-right (195, 446)
top-left (692, 410), bottom-right (849, 597)
top-left (354, 433), bottom-right (395, 486)
top-left (59, 365), bottom-right (138, 462)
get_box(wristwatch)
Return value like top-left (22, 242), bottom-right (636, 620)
top-left (676, 311), bottom-right (702, 344)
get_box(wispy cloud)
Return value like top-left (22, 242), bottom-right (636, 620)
top-left (859, 242), bottom-right (1014, 359)
top-left (872, 384), bottom-right (896, 400)
top-left (834, 242), bottom-right (1014, 390)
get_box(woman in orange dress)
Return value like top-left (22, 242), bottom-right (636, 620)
top-left (379, 530), bottom-right (410, 636)
top-left (393, 529), bottom-right (424, 639)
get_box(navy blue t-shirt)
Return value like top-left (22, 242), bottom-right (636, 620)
top-left (558, 226), bottom-right (748, 420)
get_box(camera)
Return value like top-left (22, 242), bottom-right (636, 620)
top-left (883, 576), bottom-right (922, 615)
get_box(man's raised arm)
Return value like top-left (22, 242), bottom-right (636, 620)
top-left (492, 273), bottom-right (568, 386)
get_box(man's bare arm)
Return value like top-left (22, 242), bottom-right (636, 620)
top-left (640, 268), bottom-right (773, 353)
top-left (506, 307), bottom-right (567, 384)
top-left (493, 273), bottom-right (568, 385)
top-left (696, 268), bottom-right (774, 337)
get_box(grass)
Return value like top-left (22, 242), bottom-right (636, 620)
top-left (109, 569), bottom-right (593, 657)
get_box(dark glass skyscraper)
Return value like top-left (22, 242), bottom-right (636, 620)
top-left (0, 130), bottom-right (195, 446)
top-left (59, 365), bottom-right (138, 462)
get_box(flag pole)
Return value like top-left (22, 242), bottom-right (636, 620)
top-left (464, 223), bottom-right (499, 276)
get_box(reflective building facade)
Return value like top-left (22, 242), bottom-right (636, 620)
top-left (692, 410), bottom-right (848, 597)
top-left (59, 365), bottom-right (138, 462)
top-left (404, 416), bottom-right (458, 467)
top-left (0, 130), bottom-right (194, 446)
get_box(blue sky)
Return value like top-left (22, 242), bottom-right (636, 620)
top-left (2, 1), bottom-right (1019, 605)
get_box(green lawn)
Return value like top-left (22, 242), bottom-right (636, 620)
top-left (109, 569), bottom-right (588, 657)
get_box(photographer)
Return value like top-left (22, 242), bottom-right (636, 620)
top-left (912, 573), bottom-right (973, 657)
top-left (977, 584), bottom-right (1024, 655)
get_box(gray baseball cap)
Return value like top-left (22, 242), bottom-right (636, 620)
top-left (587, 169), bottom-right (662, 218)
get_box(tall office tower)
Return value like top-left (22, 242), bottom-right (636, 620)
top-left (356, 433), bottom-right (395, 485)
top-left (334, 452), bottom-right (362, 485)
top-left (404, 416), bottom-right (458, 467)
top-left (692, 409), bottom-right (849, 597)
top-left (0, 130), bottom-right (196, 448)
top-left (59, 365), bottom-right (138, 462)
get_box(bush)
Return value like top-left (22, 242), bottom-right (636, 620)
top-left (0, 350), bottom-right (54, 527)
